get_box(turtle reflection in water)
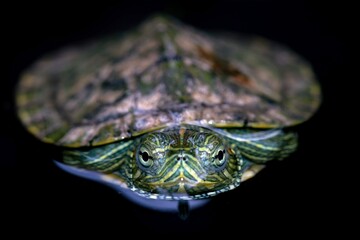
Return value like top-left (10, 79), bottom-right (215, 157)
top-left (16, 15), bottom-right (321, 217)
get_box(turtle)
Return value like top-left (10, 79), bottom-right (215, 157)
top-left (16, 15), bottom-right (321, 213)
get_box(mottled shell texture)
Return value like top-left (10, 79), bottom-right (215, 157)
top-left (16, 16), bottom-right (321, 147)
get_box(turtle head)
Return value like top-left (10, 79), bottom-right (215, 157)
top-left (61, 125), bottom-right (296, 201)
top-left (131, 126), bottom-right (243, 200)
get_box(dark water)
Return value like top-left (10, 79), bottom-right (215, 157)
top-left (2, 0), bottom-right (352, 235)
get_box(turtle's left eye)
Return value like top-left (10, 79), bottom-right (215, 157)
top-left (216, 150), bottom-right (224, 161)
top-left (214, 149), bottom-right (226, 167)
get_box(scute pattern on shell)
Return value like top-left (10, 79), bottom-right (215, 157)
top-left (16, 15), bottom-right (321, 147)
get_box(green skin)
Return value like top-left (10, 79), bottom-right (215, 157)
top-left (63, 124), bottom-right (297, 200)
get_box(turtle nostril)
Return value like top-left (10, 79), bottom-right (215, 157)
top-left (177, 156), bottom-right (187, 161)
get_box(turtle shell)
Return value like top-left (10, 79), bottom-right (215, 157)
top-left (16, 15), bottom-right (321, 148)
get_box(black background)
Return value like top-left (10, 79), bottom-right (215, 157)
top-left (2, 0), bottom-right (354, 235)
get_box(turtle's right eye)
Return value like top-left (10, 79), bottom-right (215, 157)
top-left (140, 151), bottom-right (149, 161)
top-left (137, 150), bottom-right (153, 167)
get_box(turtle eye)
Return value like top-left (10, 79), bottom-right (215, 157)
top-left (217, 150), bottom-right (224, 161)
top-left (138, 150), bottom-right (153, 167)
top-left (214, 149), bottom-right (226, 166)
top-left (140, 151), bottom-right (149, 161)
